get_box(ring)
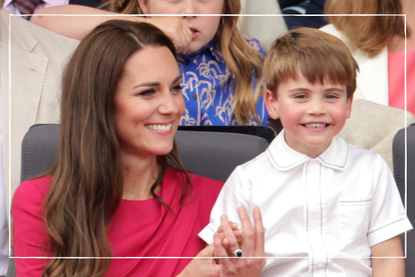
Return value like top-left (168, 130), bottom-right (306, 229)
top-left (232, 249), bottom-right (243, 258)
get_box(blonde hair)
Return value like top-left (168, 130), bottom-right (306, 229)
top-left (264, 27), bottom-right (359, 99)
top-left (104, 0), bottom-right (265, 124)
top-left (325, 0), bottom-right (408, 57)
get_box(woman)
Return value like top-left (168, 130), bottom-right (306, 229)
top-left (12, 20), bottom-right (265, 277)
top-left (322, 0), bottom-right (414, 114)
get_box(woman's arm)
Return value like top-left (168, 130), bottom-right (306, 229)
top-left (214, 207), bottom-right (266, 277)
top-left (12, 178), bottom-right (52, 276)
top-left (31, 5), bottom-right (192, 53)
top-left (371, 235), bottom-right (405, 277)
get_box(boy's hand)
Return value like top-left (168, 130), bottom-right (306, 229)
top-left (371, 235), bottom-right (405, 277)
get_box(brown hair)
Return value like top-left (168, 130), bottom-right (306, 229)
top-left (325, 0), bottom-right (409, 57)
top-left (264, 27), bottom-right (359, 99)
top-left (42, 20), bottom-right (191, 277)
top-left (103, 0), bottom-right (265, 124)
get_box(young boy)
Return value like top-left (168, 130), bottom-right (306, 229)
top-left (199, 28), bottom-right (412, 276)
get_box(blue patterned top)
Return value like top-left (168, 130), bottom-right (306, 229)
top-left (178, 39), bottom-right (268, 126)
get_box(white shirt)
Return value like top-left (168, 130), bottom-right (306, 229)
top-left (199, 130), bottom-right (412, 277)
top-left (0, 59), bottom-right (9, 276)
top-left (3, 0), bottom-right (68, 17)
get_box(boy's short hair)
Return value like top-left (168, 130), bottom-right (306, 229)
top-left (264, 27), bottom-right (359, 99)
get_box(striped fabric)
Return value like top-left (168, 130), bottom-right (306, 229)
top-left (14, 0), bottom-right (41, 20)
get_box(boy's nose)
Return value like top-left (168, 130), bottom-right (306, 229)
top-left (308, 99), bottom-right (326, 115)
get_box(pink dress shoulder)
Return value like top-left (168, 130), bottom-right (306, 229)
top-left (12, 168), bottom-right (223, 277)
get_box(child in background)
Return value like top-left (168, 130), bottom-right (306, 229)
top-left (31, 0), bottom-right (268, 126)
top-left (199, 28), bottom-right (412, 276)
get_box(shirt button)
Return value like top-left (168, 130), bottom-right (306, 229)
top-left (184, 59), bottom-right (190, 65)
top-left (193, 94), bottom-right (198, 99)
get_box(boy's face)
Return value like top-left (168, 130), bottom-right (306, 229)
top-left (265, 71), bottom-right (353, 158)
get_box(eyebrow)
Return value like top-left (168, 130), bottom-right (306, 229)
top-left (133, 74), bottom-right (182, 89)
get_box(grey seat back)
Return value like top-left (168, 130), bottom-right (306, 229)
top-left (20, 124), bottom-right (272, 183)
top-left (392, 124), bottom-right (415, 274)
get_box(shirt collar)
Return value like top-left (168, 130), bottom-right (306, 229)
top-left (267, 130), bottom-right (349, 171)
top-left (179, 42), bottom-right (225, 64)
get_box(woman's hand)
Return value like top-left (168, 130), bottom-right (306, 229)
top-left (177, 244), bottom-right (220, 277)
top-left (144, 17), bottom-right (192, 54)
top-left (214, 206), bottom-right (266, 277)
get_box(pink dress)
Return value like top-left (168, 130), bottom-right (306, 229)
top-left (12, 167), bottom-right (223, 276)
top-left (388, 50), bottom-right (415, 114)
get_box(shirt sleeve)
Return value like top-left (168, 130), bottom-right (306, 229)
top-left (12, 179), bottom-right (51, 276)
top-left (367, 155), bottom-right (413, 246)
top-left (198, 166), bottom-right (253, 244)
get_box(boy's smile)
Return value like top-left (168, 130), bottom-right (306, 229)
top-left (266, 71), bottom-right (353, 158)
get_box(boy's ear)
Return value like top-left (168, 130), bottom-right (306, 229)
top-left (346, 94), bottom-right (353, 119)
top-left (265, 89), bottom-right (279, 120)
top-left (137, 0), bottom-right (150, 14)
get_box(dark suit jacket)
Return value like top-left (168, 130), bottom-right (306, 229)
top-left (69, 0), bottom-right (104, 8)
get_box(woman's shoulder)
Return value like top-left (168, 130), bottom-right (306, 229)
top-left (188, 171), bottom-right (223, 189)
top-left (166, 167), bottom-right (224, 197)
top-left (14, 176), bottom-right (52, 204)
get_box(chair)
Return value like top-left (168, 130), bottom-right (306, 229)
top-left (19, 124), bottom-right (274, 183)
top-left (392, 123), bottom-right (415, 275)
top-left (178, 125), bottom-right (277, 144)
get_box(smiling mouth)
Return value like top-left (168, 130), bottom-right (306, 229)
top-left (303, 123), bottom-right (328, 128)
top-left (145, 124), bottom-right (172, 131)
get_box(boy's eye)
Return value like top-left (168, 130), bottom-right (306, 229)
top-left (326, 94), bottom-right (338, 99)
top-left (294, 94), bottom-right (307, 99)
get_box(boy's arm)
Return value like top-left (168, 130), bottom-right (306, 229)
top-left (371, 235), bottom-right (405, 277)
top-left (199, 166), bottom-right (253, 244)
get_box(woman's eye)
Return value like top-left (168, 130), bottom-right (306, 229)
top-left (138, 89), bottom-right (155, 96)
top-left (172, 85), bottom-right (183, 93)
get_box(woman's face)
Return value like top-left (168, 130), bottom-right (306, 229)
top-left (138, 0), bottom-right (225, 54)
top-left (114, 46), bottom-right (185, 159)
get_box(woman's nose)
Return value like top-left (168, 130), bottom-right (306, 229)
top-left (159, 94), bottom-right (180, 115)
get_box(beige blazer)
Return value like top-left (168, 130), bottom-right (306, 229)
top-left (0, 9), bottom-right (79, 213)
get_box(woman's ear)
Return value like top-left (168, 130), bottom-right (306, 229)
top-left (265, 89), bottom-right (279, 119)
top-left (137, 0), bottom-right (150, 14)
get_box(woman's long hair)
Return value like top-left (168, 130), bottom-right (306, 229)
top-left (325, 0), bottom-right (409, 57)
top-left (104, 0), bottom-right (265, 124)
top-left (43, 20), bottom-right (191, 277)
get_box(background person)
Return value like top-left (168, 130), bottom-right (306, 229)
top-left (31, 0), bottom-right (270, 126)
top-left (322, 0), bottom-right (415, 114)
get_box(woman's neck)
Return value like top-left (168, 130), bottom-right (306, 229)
top-left (121, 153), bottom-right (160, 201)
top-left (388, 0), bottom-right (415, 52)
